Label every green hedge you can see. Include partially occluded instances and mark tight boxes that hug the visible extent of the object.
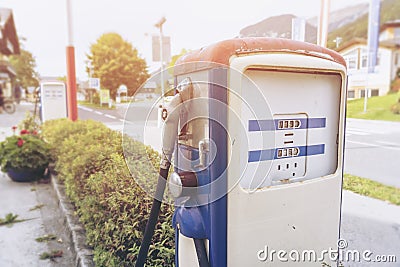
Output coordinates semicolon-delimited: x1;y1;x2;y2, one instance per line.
42;119;175;266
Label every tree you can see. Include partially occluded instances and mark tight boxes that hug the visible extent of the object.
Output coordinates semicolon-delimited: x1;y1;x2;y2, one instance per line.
87;33;149;99
167;48;189;75
9;45;40;89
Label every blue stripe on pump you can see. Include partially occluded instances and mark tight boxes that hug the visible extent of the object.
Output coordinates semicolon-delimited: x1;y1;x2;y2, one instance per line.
209;68;228;267
248;118;326;132
248;144;325;163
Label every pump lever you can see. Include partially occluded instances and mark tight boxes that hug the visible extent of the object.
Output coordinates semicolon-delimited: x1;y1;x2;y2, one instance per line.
195;139;210;168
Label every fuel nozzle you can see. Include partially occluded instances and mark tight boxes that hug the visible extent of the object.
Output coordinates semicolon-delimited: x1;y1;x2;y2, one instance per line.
160;77;193;168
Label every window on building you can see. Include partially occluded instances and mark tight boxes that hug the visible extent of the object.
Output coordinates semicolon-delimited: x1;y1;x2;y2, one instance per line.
347;90;355;99
360;48;381;70
346;56;357;70
360;89;379;98
361;55;368;68
371;89;379;97
395;28;400;39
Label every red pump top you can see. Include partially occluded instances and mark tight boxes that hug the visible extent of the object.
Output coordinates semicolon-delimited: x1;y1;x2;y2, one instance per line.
174;37;346;76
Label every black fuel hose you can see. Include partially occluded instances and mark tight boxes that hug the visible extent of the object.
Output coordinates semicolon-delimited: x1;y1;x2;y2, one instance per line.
194;238;210;267
136;79;193;266
135;165;170;267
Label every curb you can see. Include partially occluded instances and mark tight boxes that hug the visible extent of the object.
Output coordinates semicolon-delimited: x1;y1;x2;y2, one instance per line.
346;117;400;126
51;176;95;267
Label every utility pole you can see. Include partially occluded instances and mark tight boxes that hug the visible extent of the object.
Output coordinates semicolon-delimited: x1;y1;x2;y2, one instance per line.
66;0;78;121
155;17;166;106
364;0;381;113
318;0;330;47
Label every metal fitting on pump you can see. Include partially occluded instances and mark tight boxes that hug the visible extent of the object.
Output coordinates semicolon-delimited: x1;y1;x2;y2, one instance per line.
160;77;194;169
169;171;198;198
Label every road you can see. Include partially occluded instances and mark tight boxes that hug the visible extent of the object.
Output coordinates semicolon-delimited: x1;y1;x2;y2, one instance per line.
78;101;162;149
345;118;400;188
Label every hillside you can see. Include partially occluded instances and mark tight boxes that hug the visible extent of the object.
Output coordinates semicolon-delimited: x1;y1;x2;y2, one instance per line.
238;0;400;50
307;3;368;32
328;0;400;49
238;3;369;44
239;14;318;43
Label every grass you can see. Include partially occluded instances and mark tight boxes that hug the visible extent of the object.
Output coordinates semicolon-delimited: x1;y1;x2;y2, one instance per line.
29;204;45;211
343;174;400;206
78;100;116;110
0;213;26;226
36;234;57;243
346;92;400;121
39;250;63;260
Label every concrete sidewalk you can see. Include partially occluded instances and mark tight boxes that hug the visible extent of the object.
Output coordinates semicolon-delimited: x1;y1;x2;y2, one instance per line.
0;103;75;266
0;172;75;266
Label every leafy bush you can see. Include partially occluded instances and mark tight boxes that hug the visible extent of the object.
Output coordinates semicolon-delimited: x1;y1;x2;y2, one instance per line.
390;77;400;94
93;92;100;105
18;112;42;134
42;119;106;162
42;119;175;266
391;98;400;114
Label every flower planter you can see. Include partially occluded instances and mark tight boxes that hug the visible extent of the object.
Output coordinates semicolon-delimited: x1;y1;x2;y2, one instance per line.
1;125;51;183
6;167;46;183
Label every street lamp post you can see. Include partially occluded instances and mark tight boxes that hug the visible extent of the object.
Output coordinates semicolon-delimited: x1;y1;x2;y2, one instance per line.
317;0;330;47
155;17;166;106
86;60;94;103
66;0;78;121
364;0;381;113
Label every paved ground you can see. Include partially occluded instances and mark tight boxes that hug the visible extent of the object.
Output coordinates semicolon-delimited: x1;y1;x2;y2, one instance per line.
345;118;400;188
340;191;400;266
0;102;74;266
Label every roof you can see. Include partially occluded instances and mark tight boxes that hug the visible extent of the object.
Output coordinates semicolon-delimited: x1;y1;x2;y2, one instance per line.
380;20;400;34
174;37;346;76
380;38;400;49
336;20;400;53
336;38;367;53
337;37;400;54
0;8;20;55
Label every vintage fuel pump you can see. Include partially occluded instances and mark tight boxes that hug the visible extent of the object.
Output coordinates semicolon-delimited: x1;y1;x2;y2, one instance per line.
136;37;347;267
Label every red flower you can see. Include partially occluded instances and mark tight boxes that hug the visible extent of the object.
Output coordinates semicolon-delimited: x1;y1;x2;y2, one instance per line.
20;129;29;135
17;138;24;147
32;130;38;135
11;126;17;134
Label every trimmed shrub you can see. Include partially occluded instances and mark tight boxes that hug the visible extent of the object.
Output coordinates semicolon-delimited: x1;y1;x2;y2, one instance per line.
42;119;175;266
391;98;400;114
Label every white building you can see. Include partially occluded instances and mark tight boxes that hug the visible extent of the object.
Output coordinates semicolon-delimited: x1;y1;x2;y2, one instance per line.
338;20;400;99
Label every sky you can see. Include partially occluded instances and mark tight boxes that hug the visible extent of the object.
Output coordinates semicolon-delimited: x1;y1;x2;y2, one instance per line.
2;0;369;80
